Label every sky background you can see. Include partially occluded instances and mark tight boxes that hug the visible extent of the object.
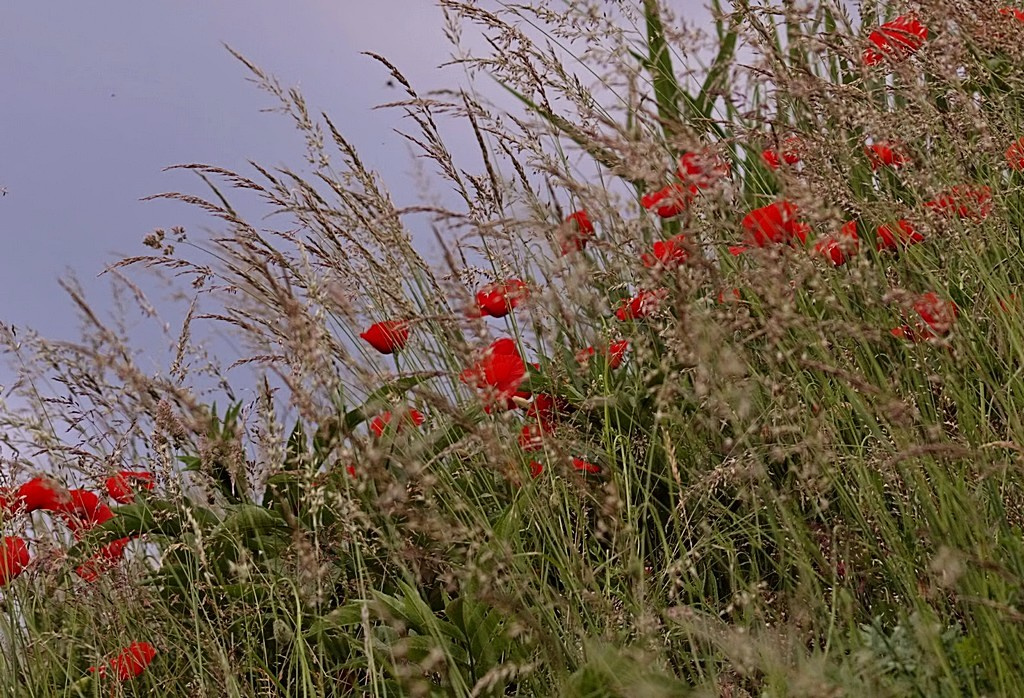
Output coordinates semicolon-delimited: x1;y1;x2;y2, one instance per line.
1;1;712;392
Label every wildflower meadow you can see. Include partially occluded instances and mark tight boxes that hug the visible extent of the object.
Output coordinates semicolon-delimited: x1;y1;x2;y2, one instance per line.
4;1;1024;695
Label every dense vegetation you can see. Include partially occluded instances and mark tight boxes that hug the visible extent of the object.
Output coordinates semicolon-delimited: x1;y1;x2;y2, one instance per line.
4;1;1024;695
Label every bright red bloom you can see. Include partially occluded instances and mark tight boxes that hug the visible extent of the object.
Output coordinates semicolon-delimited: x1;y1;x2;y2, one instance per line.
761;137;802;170
561;210;596;254
474;280;529;318
865;142;909;169
460;338;528;410
615;289;664;321
893;292;958;341
741;201;810;248
717;288;743;304
0;536;29;587
75;537;130;582
576;340;629;369
518;422;548;451
529;461;544;478
1000;7;1024;22
105;471;155;504
58;490;114;533
1006;137;1024;171
642;234;689;269
369;409;425;438
862;14;928;66
572;458;601;474
677;150;730;189
641;183;693;218
13;477;69;513
814;220;860;267
90;641;157;681
876;220;924;251
925;185;992;221
360;321;410;354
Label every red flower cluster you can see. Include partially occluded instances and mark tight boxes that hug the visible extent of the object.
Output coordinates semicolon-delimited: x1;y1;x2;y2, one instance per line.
576;340;630;369
865;142;910;170
360;320;410;354
876;220;924;252
642;150;729;218
862;14;928;66
925;185;992;221
733;200;810;252
474;280;529;318
90;641;157;682
761;136;802;170
814;220;860;267
561;210;596;254
369;409;425;438
891;292;958;341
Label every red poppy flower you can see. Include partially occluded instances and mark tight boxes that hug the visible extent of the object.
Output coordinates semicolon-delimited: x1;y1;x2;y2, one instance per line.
717;288;743;304
641;183;693;218
561;210;596;254
576;340;630;369
1000;7;1024;22
58;490;114;533
893;292;957;341
529;461;544;478
677;150;730;189
761;137;802;170
642;234;689;269
1006;137;1024;171
360;320;410;354
75;537;130;582
814;220;860;267
13;477;69;513
615;289;664;321
572;458;600;474
460;338;528;410
474;280;529;318
518;422;548;452
862;14;928;66
865;142;910;169
925;185;992;221
90;641;157;681
741;201;810;248
876;220;924;252
105;471;155;504
369;409;425;438
0;536;29;587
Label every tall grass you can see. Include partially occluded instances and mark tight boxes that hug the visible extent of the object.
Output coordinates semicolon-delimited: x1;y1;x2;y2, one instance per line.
3;1;1024;695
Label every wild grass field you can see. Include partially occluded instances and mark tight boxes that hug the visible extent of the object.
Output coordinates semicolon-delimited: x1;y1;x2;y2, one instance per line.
3;1;1024;695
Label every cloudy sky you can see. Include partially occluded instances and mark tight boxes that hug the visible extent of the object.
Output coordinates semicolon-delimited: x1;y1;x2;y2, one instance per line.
1;1;718;396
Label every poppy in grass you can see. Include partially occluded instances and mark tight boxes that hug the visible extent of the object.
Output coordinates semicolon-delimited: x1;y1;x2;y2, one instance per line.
529;461;545;479
518;422;548;452
58;490;114;534
677;150;730;189
615;289;665;321
642;234;689;269
524;393;564;427
862;14;928;66
1007;137;1024;171
576;340;629;369
641;183;693;218
1000;7;1024;22
360;320;410;355
876;220;924;252
741;201;810;249
474;280;529;318
90;641;157;681
105;471;155;504
560;210;596;254
865;142;910;169
369;409;425;438
761;136;802;170
460;338;528;411
925;185;992;221
814;220;860;267
75;537;130;582
572;458;601;474
12;477;69;513
717;288;743;304
892;291;958;341
0;536;29;586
